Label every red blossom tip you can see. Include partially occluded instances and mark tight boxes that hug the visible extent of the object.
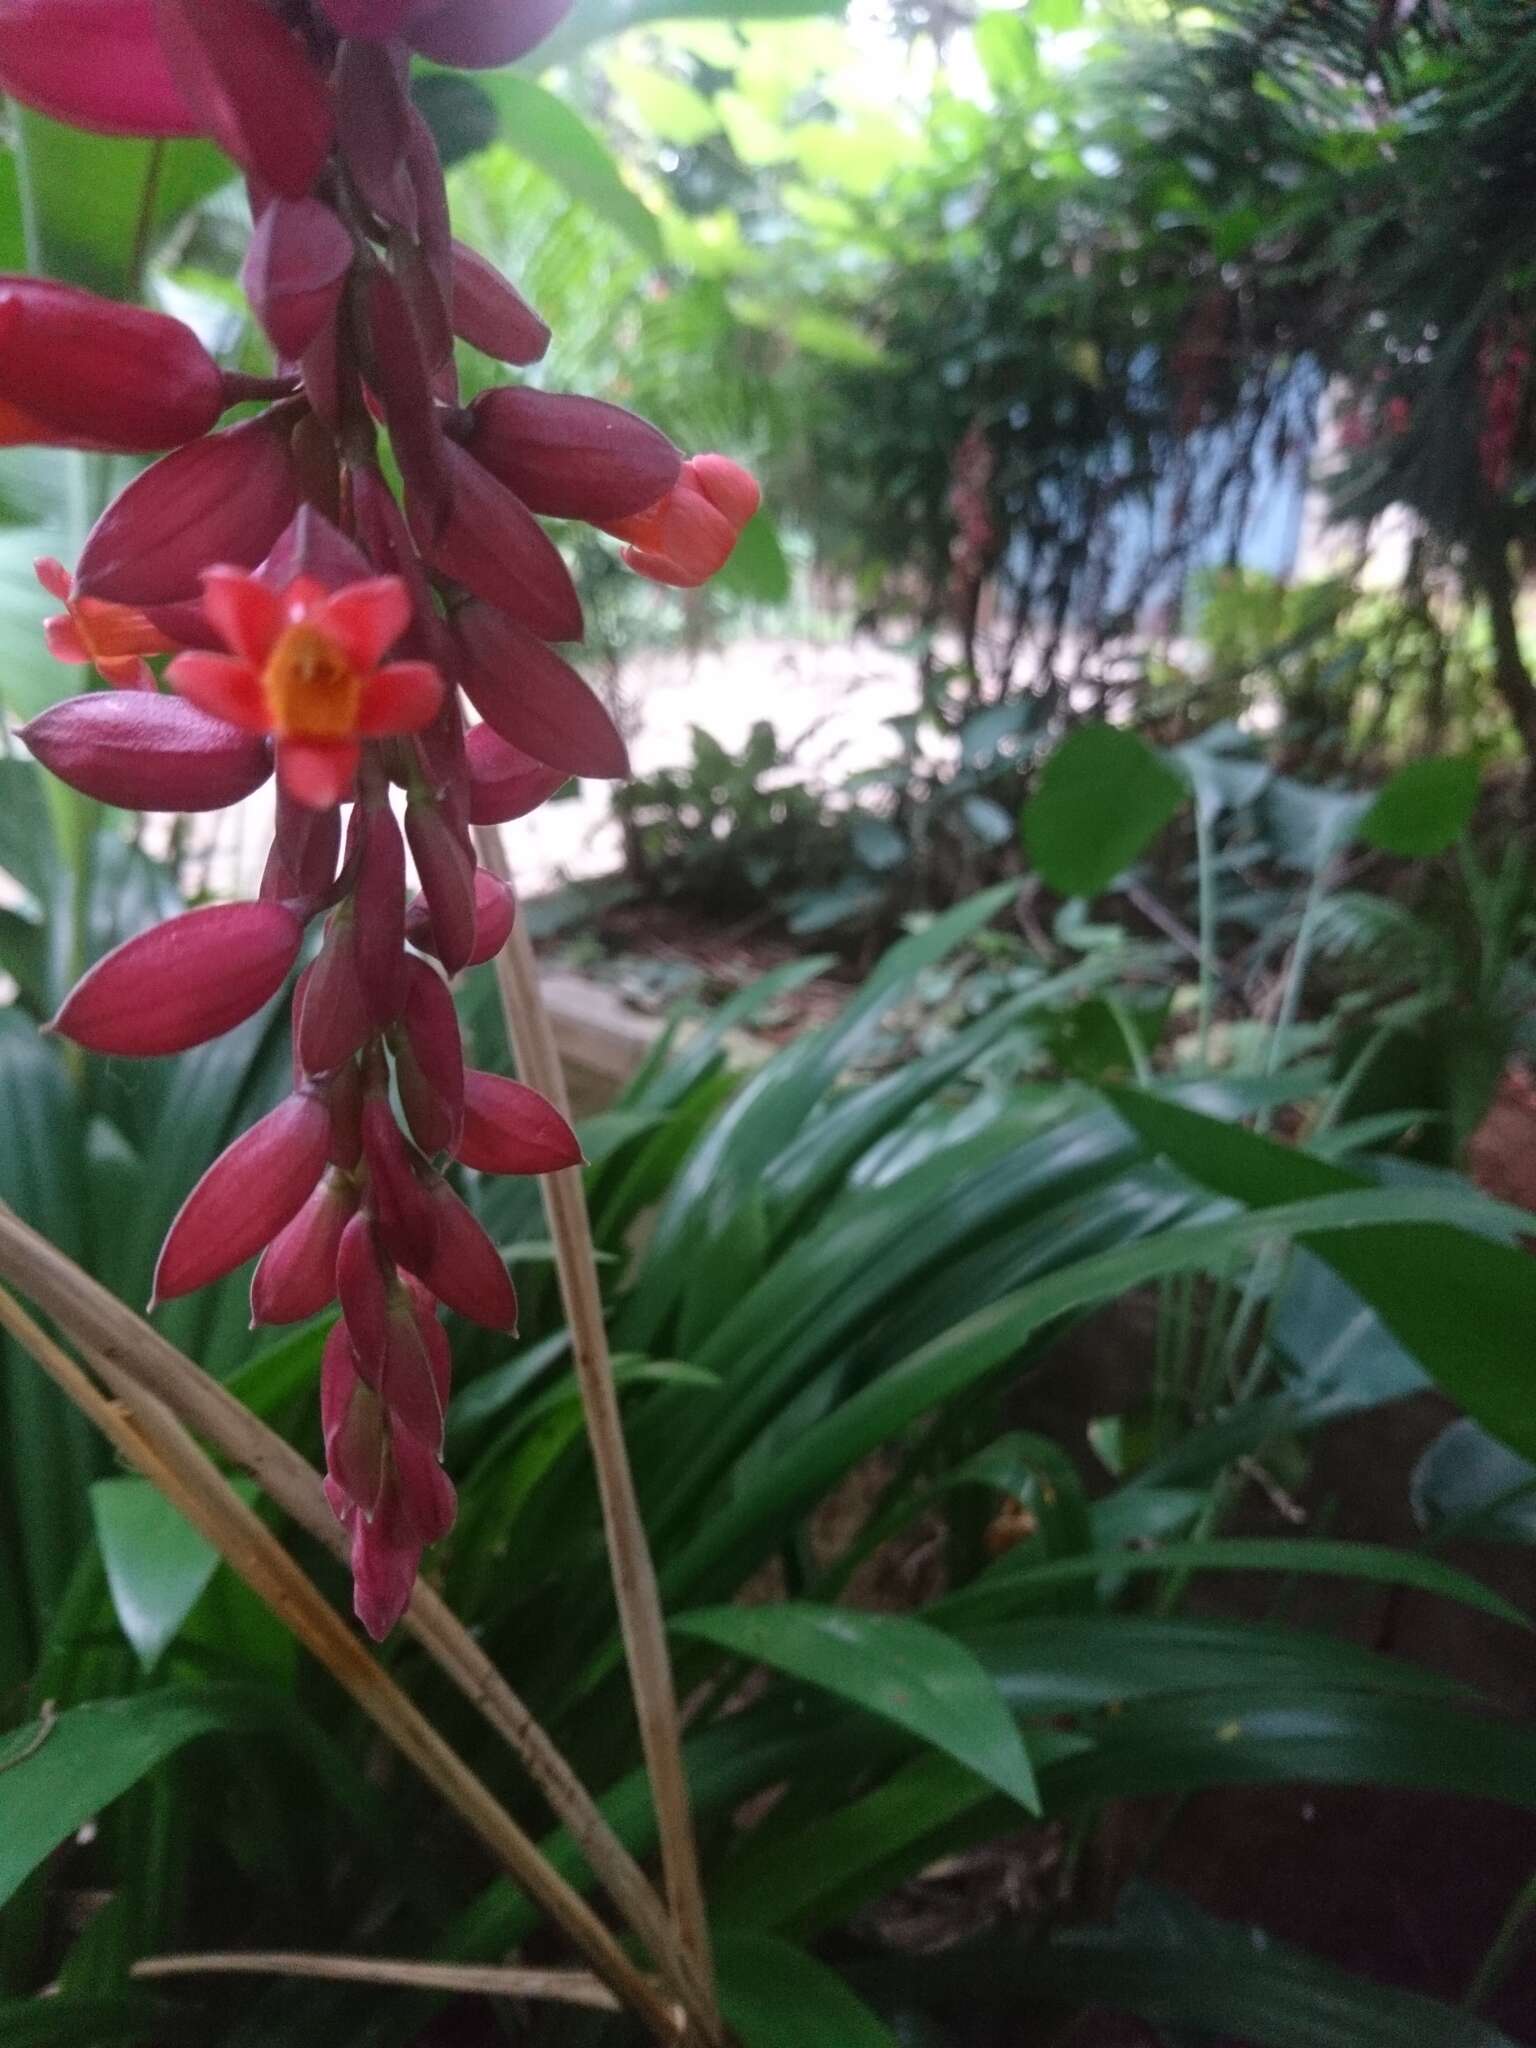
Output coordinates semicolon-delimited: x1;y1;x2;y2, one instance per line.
413;440;583;644
154;0;335;200
22;693;273;812
464;388;680;523
455;1070;581;1176
0;276;223;454
455;603;628;779
464;724;567;824
242;197;355;362
154;1088;331;1303
52;900;302;1056
0;0;198;137
76;413;303;608
448;241;550;367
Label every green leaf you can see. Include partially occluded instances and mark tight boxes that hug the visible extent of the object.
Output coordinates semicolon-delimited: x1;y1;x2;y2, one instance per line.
1022;725;1187;896
478;75;664;263
674;1601;1039;1809
13;114;231;294
0;1691;253;1910
0;1999;163;2047
1105;1086;1536;1463
975;12;1037;94
535;0;848;70
716;1931;899;2047
1360;756;1480;857
936;1536;1528;1632
89;1477;225;1674
985;1884;1524;2048
712;509;791;603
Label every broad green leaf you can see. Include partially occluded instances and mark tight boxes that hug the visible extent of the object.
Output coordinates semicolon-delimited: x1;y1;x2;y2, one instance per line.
1022;725;1186;896
663;1181;1525;1601
1360;756;1480;856
935;1536;1527;1631
1411;1418;1536;1543
675;1600;1039;1808
716;1931;899;2047
608;60;721;144
0;1690;253;1910
1105;1086;1536;1462
479;76;664;263
535;0;847;70
89;1477;224;1674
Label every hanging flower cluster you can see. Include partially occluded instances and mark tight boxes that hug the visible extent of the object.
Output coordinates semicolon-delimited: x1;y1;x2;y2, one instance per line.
2;0;759;1637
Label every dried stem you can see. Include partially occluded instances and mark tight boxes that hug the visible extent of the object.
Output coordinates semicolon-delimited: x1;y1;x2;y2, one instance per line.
0;1281;682;2044
130;1953;621;2010
474;826;719;2029
0;1200;707;2033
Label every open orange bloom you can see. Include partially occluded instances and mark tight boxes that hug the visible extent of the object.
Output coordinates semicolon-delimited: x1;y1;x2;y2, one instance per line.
37;554;176;691
169;566;442;809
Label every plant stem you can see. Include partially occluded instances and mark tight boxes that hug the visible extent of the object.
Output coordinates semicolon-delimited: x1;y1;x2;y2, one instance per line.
1193;799;1217;1068
130;1954;621;2010
475;824;720;2035
0;1282;683;2044
0;1199;703;2032
127;139;165;301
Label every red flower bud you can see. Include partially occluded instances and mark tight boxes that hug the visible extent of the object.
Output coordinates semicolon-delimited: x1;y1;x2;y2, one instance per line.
449;240;549;367
455;602;627;778
405;0;575;67
76;412;302;607
317;0;415;34
336;39;417;234
353;800;407;1027
464;388;679;523
405;862;515;968
337;1209;391;1378
153;1087;331;1303
456;1070;581;1176
0;0;198;136
297;904;374;1077
265;788;342;907
154;0;335;201
361;1092;437;1274
250;1166;357;1325
366;264;451;538
412;439;582;644
0;277;223;453
53;900;302;1056
242;197;354;361
21;692;272;812
419;1171;517;1330
465;723;567;824
393;956;464;1155
404;794;477;976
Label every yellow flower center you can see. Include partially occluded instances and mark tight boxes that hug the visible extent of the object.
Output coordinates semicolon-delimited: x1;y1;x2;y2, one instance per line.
263;623;362;739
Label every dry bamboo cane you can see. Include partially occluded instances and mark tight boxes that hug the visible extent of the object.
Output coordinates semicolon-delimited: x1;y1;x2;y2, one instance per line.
0;1200;712;2034
0;1283;684;2043
474;825;718;2029
130;1954;620;2009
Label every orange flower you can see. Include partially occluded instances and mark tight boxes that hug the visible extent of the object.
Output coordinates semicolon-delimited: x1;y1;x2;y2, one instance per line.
601;452;760;588
169;566;442;808
37;554;176;691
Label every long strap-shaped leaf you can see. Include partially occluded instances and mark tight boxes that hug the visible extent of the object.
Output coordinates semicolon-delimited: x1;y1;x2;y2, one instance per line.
0;1202;706;2037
